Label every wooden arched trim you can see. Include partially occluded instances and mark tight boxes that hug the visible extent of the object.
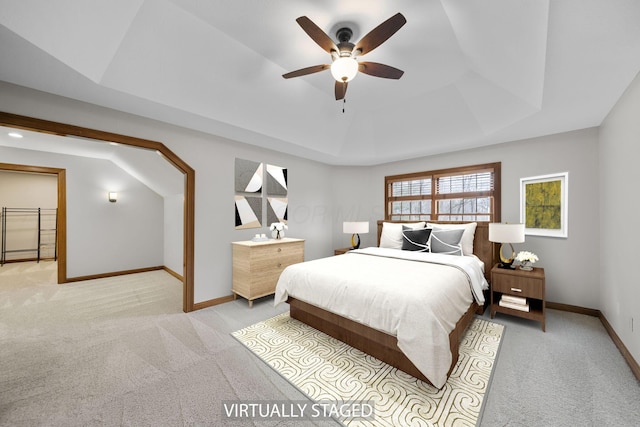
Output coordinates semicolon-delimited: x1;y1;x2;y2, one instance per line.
0;111;195;312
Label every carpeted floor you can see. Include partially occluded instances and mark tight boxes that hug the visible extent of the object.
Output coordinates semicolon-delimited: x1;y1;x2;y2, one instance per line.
232;313;504;426
1;261;639;426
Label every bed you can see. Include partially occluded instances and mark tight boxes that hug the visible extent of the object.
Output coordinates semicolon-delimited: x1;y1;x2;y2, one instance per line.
274;220;495;388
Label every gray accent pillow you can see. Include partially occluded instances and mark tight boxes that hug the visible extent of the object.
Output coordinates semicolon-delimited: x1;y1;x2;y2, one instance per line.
430;229;464;256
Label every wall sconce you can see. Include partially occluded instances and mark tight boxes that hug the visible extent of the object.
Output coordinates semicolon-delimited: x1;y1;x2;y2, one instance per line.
108;192;118;203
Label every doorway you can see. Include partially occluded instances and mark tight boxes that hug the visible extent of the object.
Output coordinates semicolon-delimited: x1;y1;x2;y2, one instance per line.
0;112;195;312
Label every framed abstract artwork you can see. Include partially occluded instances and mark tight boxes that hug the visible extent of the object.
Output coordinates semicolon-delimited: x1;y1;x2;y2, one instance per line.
235;195;262;229
234;159;288;230
235;159;263;194
520;172;568;238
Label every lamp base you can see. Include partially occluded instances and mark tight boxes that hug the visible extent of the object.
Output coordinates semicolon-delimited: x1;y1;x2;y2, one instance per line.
350;233;361;249
498;243;516;269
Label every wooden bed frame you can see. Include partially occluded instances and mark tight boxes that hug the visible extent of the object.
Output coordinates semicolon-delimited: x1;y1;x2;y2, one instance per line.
287;220;496;386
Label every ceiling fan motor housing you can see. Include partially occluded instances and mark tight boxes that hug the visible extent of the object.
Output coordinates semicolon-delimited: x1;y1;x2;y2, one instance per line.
335;27;355;57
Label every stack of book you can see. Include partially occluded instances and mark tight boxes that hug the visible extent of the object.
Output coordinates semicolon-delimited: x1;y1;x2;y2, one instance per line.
499;294;529;312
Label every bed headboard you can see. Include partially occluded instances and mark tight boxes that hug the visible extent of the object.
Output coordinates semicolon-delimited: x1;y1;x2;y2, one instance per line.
376;220;497;282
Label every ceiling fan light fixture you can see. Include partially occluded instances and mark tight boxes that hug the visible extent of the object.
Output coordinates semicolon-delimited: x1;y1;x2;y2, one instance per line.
330;57;358;82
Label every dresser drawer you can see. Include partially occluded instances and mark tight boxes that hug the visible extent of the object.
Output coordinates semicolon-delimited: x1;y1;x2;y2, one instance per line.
493;274;543;299
250;242;304;270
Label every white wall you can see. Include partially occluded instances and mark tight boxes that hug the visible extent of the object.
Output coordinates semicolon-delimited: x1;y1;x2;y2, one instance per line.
0;82;335;303
0;170;58;260
0;145;164;276
599;70;640;364
164;193;184;275
330;128;601;310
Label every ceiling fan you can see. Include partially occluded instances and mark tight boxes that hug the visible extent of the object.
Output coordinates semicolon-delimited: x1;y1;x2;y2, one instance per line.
282;13;407;100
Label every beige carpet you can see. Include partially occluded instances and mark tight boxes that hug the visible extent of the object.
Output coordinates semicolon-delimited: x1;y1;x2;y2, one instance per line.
233;312;504;427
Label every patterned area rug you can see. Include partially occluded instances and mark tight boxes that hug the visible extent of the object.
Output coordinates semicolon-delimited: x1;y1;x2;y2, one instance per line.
232;312;504;426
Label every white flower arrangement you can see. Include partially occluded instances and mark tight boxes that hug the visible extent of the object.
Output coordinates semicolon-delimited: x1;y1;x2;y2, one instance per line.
270;222;288;239
270;222;288;232
515;251;539;264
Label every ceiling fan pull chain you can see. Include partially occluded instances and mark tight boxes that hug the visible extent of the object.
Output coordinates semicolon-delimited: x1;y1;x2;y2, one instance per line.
343;98;346;113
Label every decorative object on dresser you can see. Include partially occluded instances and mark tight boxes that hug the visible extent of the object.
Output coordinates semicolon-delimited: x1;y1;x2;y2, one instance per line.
490;264;546;331
269;222;288;239
342;221;369;249
488;222;525;269
231;238;304;307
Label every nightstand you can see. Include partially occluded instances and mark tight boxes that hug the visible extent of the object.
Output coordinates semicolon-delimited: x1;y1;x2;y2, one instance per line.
334;247;353;255
490;264;546;331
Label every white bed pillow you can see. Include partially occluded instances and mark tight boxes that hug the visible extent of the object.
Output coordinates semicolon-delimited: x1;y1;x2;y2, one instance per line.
380;222;426;249
427;222;477;256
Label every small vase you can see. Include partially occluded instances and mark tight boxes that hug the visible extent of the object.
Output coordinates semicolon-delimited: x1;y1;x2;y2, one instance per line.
272;229;284;239
519;261;533;271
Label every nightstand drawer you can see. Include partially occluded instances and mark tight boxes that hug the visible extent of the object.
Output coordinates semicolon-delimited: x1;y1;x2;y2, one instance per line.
492;274;543;299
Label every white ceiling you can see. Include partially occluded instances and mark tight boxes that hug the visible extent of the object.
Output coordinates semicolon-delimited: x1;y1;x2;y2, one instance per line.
1;0;640;166
0;127;184;197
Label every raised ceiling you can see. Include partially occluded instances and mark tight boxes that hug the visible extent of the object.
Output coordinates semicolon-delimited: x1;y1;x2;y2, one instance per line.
1;0;639;165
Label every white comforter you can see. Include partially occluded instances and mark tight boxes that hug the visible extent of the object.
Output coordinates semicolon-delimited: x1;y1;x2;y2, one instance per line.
274;247;488;388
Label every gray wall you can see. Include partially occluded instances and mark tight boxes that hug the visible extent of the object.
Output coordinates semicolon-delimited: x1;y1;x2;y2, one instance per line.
0;82;336;303
599;70;640;364
0;145;164;276
331;128;601;310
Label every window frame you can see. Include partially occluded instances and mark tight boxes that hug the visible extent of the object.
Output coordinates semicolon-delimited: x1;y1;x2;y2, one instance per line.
384;162;501;223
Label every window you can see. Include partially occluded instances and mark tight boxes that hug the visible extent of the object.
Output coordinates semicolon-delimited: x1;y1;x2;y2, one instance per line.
385;162;501;222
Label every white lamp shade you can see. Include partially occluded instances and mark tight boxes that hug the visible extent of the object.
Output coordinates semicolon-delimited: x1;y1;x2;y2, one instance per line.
108;192;118;202
489;223;525;243
343;221;369;234
330;57;359;82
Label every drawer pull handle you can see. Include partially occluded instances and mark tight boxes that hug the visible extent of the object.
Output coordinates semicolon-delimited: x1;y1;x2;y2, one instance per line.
277;263;282;267
510;287;522;293
277;248;282;252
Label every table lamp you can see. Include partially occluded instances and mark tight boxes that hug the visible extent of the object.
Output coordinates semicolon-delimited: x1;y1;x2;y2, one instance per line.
343;221;369;249
489;223;525;269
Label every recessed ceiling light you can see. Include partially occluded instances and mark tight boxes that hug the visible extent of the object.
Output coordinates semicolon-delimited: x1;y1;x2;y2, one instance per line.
8;132;23;138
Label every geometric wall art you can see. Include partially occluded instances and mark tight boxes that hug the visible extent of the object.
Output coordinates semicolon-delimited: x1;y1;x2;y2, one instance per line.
266;164;287;196
267;197;288;225
235;159;288;230
520;172;568;238
235;158;263;193
235;195;262;229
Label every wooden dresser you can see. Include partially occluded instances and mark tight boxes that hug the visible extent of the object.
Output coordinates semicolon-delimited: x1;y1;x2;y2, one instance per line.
232;238;304;307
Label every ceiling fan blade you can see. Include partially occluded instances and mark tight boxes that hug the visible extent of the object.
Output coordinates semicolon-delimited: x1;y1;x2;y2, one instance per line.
282;64;330;79
358;62;404;79
296;16;338;55
354;13;406;57
335;81;348;100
